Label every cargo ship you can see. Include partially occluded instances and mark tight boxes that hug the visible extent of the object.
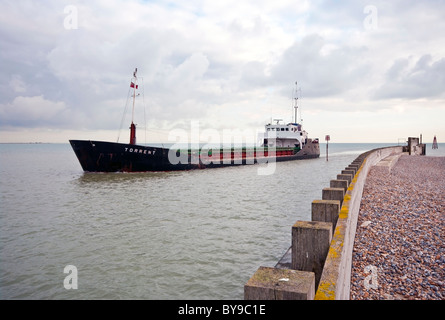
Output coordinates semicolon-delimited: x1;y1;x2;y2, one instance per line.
69;69;320;172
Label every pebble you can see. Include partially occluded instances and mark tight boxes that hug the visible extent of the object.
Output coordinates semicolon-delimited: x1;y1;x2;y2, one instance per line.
360;221;372;228
350;155;445;300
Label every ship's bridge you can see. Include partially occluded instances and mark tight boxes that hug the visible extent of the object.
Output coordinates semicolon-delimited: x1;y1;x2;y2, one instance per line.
261;120;308;148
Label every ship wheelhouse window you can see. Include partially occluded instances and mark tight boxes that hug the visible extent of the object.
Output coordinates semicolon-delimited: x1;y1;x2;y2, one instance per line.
286;128;289;131
281;128;285;131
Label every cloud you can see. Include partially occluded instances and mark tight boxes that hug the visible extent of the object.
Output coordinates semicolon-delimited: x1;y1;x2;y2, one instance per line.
8;75;27;93
0;95;74;128
374;55;445;99
0;0;444;143
269;34;371;98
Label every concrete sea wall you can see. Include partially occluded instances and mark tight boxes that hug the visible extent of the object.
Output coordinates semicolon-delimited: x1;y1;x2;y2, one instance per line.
244;146;404;300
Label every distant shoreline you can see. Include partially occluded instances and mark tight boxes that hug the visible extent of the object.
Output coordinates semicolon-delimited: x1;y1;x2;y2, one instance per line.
0;142;51;144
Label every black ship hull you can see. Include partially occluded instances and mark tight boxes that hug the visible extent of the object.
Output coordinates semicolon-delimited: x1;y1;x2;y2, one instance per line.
69;139;320;172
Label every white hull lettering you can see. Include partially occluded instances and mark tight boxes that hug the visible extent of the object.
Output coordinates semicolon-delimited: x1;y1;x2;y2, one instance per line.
124;147;156;155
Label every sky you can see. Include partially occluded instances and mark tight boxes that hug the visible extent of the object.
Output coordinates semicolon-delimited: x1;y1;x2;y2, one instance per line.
1;0;444;144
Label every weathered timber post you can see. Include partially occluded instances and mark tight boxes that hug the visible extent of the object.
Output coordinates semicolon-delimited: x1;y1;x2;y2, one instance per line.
311;200;341;233
348;163;360;170
341;169;355;177
322;187;345;206
337;173;353;184
292;221;332;289
244;267;315;300
330;179;348;193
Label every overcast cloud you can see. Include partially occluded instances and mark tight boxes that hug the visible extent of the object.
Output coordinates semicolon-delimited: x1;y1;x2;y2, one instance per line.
0;0;444;143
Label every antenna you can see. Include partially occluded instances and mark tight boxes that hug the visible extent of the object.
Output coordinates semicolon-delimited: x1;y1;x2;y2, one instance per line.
129;67;138;145
131;68;138;123
293;81;298;124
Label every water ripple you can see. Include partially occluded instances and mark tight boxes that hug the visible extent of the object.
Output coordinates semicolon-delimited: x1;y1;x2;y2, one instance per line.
0;143;368;299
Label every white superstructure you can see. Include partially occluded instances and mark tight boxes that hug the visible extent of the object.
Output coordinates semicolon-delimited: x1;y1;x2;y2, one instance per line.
260;82;318;150
262;119;309;149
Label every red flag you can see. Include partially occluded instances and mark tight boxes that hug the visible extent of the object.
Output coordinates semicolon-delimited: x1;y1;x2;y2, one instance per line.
130;82;138;89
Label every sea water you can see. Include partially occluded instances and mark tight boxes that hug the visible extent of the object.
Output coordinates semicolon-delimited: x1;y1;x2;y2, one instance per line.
1;143;443;299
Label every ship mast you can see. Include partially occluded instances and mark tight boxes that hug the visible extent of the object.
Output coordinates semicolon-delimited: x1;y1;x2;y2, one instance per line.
129;68;137;145
293;81;298;124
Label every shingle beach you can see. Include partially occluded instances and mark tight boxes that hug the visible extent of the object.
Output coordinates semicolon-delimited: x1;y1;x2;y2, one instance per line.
350;155;445;300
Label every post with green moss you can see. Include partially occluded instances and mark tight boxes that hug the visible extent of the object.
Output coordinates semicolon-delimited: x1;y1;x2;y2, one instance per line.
322;187;345;206
291;221;332;289
244;267;315;300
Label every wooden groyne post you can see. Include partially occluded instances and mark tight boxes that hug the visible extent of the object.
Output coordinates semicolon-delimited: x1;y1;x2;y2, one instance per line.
244;145;406;300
